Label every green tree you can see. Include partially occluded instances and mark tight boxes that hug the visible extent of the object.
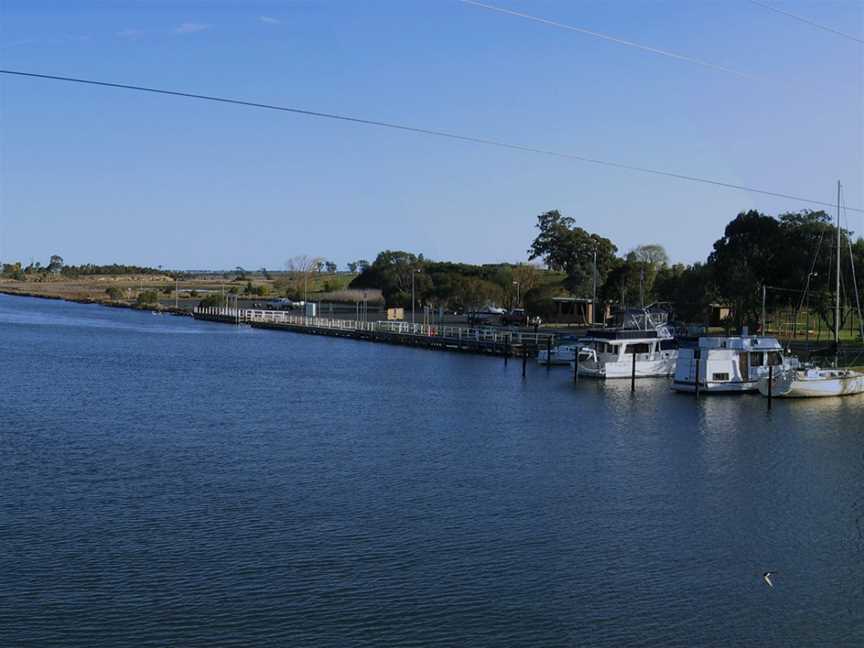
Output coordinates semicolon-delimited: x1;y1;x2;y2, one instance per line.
199;293;227;307
654;262;717;322
527;210;617;296
349;250;427;306
47;254;64;273
708;210;782;327
105;286;124;300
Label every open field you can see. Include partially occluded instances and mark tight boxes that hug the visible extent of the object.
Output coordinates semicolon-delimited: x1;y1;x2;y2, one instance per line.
0;273;379;311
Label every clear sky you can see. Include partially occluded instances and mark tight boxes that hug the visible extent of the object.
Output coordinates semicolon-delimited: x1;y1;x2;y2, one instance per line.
1;0;862;270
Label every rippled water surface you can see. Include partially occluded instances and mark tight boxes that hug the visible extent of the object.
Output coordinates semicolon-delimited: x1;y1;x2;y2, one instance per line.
2;294;863;646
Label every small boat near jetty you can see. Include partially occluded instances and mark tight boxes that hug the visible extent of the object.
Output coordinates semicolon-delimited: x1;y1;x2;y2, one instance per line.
536;337;581;365
758;367;864;398
672;329;799;393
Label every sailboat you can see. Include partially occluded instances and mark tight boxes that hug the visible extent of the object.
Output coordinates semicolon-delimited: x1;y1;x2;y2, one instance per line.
758;182;864;398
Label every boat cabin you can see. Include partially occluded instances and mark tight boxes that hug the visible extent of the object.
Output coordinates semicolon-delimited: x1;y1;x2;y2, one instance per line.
673;335;793;393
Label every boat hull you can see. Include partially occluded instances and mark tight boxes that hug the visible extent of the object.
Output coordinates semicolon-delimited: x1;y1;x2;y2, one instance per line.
758;370;864;398
537;348;576;366
575;357;676;379
671;380;759;393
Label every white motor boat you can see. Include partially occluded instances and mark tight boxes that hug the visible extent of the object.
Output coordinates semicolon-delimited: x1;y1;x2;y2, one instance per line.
758;367;864;398
672;331;799;393
537;341;580;366
570;329;678;378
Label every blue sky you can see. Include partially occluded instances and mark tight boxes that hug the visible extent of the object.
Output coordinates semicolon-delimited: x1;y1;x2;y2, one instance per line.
1;0;862;270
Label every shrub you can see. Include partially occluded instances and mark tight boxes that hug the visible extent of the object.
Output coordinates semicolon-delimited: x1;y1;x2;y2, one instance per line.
136;290;159;306
199;294;227;308
105;286;124;300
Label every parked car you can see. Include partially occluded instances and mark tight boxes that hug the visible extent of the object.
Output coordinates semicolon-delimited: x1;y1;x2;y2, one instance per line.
500;308;527;326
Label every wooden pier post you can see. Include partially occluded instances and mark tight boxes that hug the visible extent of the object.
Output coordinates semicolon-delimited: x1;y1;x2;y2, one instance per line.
694;350;701;398
767;364;773;410
630;348;636;393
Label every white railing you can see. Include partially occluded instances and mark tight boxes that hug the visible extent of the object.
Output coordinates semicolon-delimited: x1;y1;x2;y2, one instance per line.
193;306;556;346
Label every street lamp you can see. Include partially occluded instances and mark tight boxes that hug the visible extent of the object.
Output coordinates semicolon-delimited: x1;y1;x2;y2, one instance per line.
592;248;598;326
412;268;422;324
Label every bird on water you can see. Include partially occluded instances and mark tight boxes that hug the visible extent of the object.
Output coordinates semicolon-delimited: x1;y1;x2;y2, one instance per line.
763;571;779;588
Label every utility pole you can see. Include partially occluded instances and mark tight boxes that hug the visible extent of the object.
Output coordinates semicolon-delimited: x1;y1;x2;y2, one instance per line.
592;249;597;326
639;267;645;309
412;268;421;325
761;284;767;335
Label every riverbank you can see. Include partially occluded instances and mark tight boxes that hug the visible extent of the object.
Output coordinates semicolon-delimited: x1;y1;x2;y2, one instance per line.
0;286;193;316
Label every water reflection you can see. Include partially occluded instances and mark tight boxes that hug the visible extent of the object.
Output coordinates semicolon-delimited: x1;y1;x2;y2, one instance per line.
1;295;862;647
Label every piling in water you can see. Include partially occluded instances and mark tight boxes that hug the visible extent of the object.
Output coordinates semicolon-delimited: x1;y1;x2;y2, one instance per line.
573;346;579;382
767;364;773;409
694;350;701;398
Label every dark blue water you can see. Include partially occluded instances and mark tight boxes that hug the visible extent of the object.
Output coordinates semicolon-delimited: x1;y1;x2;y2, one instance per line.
1;294;862;646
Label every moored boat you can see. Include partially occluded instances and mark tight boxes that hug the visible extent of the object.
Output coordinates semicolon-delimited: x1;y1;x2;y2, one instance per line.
756;182;864;400
537;338;581;365
758;367;864;398
571;328;678;378
672;331;799;393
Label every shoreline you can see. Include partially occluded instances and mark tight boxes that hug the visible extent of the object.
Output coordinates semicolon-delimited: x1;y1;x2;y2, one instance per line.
0;288;193;317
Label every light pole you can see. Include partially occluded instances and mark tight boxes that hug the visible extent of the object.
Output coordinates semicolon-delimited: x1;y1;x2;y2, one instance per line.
592;248;597;326
412;268;421;324
512;281;520;309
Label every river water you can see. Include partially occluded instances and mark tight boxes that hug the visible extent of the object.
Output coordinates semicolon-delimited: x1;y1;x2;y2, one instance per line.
1;294;862;646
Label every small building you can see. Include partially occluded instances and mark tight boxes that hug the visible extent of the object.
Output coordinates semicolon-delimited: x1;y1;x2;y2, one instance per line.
550;297;611;326
708;303;733;326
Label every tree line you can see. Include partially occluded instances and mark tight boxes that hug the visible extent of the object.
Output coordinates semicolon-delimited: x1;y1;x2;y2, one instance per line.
348;208;864;328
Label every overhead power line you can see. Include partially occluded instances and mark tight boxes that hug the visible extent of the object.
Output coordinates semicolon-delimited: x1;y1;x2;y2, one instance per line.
458;0;761;80
1;68;861;214
748;0;864;44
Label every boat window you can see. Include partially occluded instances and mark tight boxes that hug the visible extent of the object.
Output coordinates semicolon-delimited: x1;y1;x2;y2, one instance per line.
627;343;651;355
712;372;730;381
659;339;678;350
750;352;765;367
767;351;782;366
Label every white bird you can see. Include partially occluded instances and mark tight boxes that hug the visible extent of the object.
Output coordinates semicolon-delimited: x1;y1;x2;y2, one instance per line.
763;571;779;588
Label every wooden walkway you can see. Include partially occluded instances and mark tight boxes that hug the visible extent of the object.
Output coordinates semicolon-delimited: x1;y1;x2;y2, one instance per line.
193;307;556;357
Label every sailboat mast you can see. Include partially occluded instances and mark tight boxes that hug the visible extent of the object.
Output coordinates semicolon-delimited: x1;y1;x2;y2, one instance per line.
835;181;841;348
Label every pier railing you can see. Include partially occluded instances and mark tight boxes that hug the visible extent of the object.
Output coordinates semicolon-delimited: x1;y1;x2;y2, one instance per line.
193;306;556;349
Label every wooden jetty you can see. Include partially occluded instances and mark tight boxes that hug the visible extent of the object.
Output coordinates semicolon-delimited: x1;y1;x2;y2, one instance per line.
193;306;556;357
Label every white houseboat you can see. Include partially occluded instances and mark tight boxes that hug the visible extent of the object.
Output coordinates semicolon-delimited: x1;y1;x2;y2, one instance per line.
570;329;679;378
672;330;798;393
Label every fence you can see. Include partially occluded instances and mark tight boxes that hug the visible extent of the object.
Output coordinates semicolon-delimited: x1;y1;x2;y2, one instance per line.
193;306;557;349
